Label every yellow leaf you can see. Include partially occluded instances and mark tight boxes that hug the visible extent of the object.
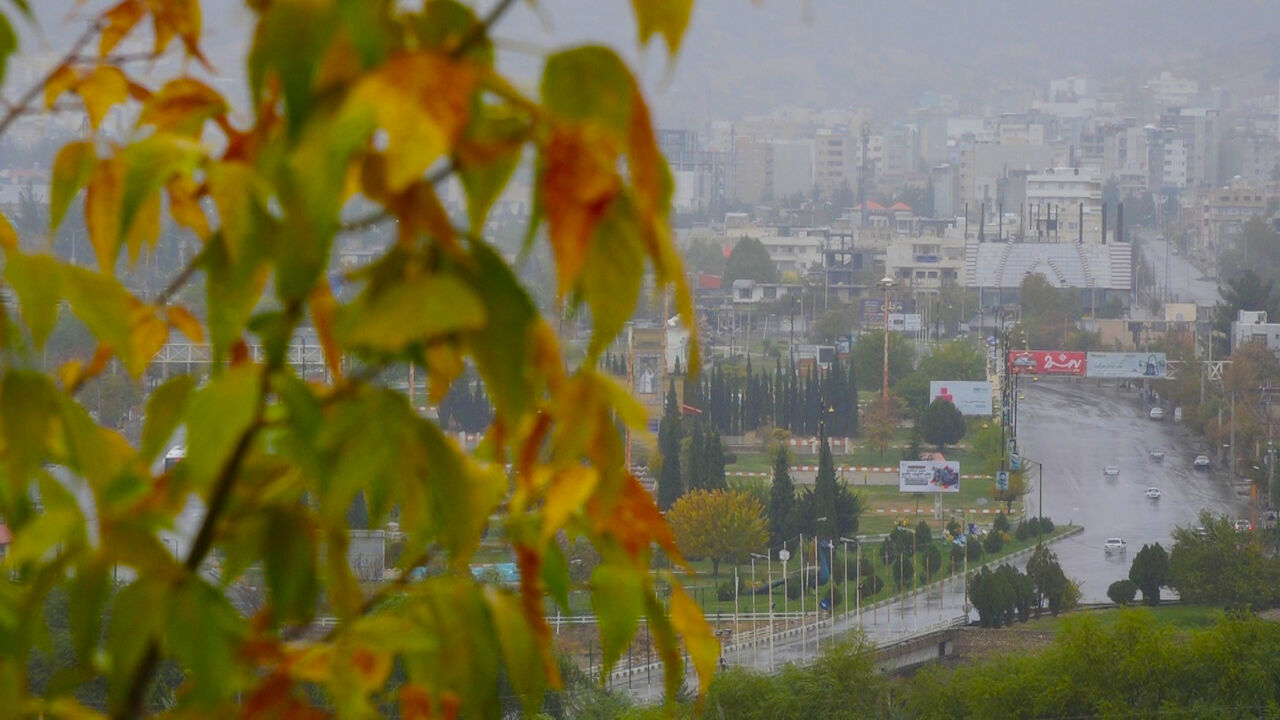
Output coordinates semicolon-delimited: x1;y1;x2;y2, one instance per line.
423;343;463;405
44;65;78;109
139;76;227;134
165;175;208;237
630;0;694;55
122;188;161;260
285;644;333;683
58;343;114;393
129;304;169;376
166;305;203;343
76;65;128;129
99;0;145;57
206;161;262;261
540;124;622;295
51;141;97;230
668;579;719;701
308;281;342;381
85;156;124;274
147;0;203;58
0;212;15;251
539;466;598;546
345;52;476;192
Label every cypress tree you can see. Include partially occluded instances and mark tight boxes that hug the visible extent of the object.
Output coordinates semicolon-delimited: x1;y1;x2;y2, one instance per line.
813;429;839;541
687;416;707;490
847;351;860;436
706;428;727;491
657;380;683;510
768;446;795;547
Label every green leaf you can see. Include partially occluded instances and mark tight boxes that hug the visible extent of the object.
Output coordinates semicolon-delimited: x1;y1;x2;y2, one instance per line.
4;252;62;348
0;370;59;482
541;539;571;612
166;579;244;704
201;236;268;364
460;241;538;422
580;195;644;360
60;263;167;377
142;375;195;463
456;104;526;231
629;0;694;55
483;588;545;717
50;141;97;231
106;578;168;712
414;0;492;65
541;47;634;133
590;563;643;674
247;0;339;138
0;11;14;84
67;559;110;663
336;274;486;353
183;365;260;492
264;507;318;623
5;473;87;566
117;135;204;257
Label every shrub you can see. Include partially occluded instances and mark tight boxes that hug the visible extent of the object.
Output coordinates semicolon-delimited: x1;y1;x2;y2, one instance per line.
717;581;735;602
993;513;1011;534
984;531;1004;554
786;578;802;600
1014;521;1031;541
966;538;984;561
1107;579;1138;605
859;575;885;599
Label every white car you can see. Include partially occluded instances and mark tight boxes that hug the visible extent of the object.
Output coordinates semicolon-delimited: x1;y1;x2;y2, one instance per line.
1194;455;1211;470
1144;487;1162;499
1104;538;1127;554
1103;465;1121;477
1149;407;1165;421
1149;448;1165;461
1234;519;1253;533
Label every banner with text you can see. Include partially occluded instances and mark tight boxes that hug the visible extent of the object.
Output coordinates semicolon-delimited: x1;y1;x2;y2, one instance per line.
930;381;994;416
1007;350;1086;376
899;461;961;493
1086;352;1166;379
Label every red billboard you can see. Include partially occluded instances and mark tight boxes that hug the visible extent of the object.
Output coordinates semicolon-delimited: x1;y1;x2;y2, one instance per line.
1007;350;1086;375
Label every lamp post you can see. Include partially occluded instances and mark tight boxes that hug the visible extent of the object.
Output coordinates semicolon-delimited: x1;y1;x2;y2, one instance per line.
841;536;861;627
780;543;792;650
751;552;771;670
877;276;895;403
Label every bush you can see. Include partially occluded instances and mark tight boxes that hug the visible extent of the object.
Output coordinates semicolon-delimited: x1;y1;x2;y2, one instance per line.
1107;579;1138;605
1014;521;1031;541
950;543;965;571
891;556;915;589
786;578;802;600
717;581;735;602
966;538;984;562
993;513;1010;534
920;544;943;580
859;575;885;599
984;531;1004;554
945;518;962;537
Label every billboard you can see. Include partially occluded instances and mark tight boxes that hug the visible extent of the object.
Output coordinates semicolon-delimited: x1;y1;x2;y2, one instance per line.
888;313;922;332
1086;352;1166;379
899;461;961;493
930;381;994;416
1007;350;1086;376
859;297;911;328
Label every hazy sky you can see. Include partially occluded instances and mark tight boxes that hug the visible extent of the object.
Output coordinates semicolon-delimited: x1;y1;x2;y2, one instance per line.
11;1;1280;126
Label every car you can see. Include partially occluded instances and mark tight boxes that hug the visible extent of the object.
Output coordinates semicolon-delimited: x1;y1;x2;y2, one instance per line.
1194;455;1211;469
1234;519;1253;532
1193;526;1209;538
1149;448;1165;461
1149;407;1165;421
1103;465;1120;477
1144;487;1162;499
1104;538;1127;554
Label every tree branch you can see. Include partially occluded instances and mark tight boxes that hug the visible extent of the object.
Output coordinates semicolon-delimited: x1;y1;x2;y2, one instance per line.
0;20;102;140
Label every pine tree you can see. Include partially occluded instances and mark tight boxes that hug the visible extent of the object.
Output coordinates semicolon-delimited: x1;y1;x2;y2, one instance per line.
774;359;785;429
687;416;707;491
813;429;839;541
657;380;684;510
768;446;795;547
847;351;860;436
706;428;727;491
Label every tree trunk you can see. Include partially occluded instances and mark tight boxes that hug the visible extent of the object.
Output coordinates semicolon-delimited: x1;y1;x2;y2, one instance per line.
712;558;720;577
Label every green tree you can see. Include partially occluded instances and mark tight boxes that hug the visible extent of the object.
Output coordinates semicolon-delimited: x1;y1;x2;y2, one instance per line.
1128;542;1170;606
919;397;966;452
915;338;986;382
0;2;723;714
667;489;769;577
686;416;707;491
813;308;853;344
767;446;794;547
812;432;839;540
863;396;900;458
723;236;779;286
658;381;685;509
705;427;727;491
1020;273;1080;347
914;520;933;550
1214;269;1278;355
1168;511;1280;609
850;330;913;394
1107;579;1137;606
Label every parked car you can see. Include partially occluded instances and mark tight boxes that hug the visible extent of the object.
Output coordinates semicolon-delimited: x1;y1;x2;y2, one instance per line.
1104;538;1128;554
1103;465;1121;477
1234;519;1253;532
1149;407;1165;421
1150;448;1165;461
1144;487;1162;499
1194;455;1211;470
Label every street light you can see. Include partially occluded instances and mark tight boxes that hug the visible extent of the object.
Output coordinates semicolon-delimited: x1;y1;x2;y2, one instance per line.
1021;457;1045;544
778;543;791;649
877;276;895;403
751;552;773;671
840;536;862;626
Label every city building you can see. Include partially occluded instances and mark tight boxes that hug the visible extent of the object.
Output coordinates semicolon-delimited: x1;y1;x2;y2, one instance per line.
1231;310;1280;356
965;240;1133;313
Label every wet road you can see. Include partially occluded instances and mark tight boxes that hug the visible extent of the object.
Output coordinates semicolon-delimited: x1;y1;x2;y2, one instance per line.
1139;234;1219;309
1016;379;1247;600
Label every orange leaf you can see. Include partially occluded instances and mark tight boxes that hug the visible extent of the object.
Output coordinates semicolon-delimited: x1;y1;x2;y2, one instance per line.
58;343;114;393
166;305;203;343
349;646;392;690
100;0;145;57
389;181;462;259
85;156;125;274
590;474;680;562
539;465;598;546
76;65;129;129
139;76;227;134
668;580;720;701
540;124;622;295
0;212;16;251
147;0;203;59
308;281;342;381
165;175;208;238
400;684;435;720
44;65;79;109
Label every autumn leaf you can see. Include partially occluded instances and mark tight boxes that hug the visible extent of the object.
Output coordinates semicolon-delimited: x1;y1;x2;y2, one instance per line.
668;578;720;701
139;77;228;134
0;211;15;251
76;65;129;129
539;124;622;295
99;0;145;57
50;141;97;231
630;0;694;55
166;305;203;343
147;0;203;59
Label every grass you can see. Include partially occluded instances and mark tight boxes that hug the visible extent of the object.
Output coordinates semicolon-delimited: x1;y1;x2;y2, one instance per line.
730;446;979;473
674;524;1075;617
1016;604;1226;633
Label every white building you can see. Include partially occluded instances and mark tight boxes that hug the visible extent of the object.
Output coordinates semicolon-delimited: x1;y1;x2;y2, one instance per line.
1147;72;1199;107
884;236;965;291
758;234;823;275
1232;310;1280;355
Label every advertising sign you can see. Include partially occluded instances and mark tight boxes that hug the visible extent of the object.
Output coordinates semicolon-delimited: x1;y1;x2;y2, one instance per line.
1086;352;1166;379
1007;350;1086;376
899;461;961;493
859;298;908;328
930;381;993;416
888;313;922;332
996;471;1010;492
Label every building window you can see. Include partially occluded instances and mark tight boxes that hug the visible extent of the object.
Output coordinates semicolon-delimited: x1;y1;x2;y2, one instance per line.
763;287;777;300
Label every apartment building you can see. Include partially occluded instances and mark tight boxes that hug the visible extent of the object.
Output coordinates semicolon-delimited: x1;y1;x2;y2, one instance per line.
1187;179;1278;255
